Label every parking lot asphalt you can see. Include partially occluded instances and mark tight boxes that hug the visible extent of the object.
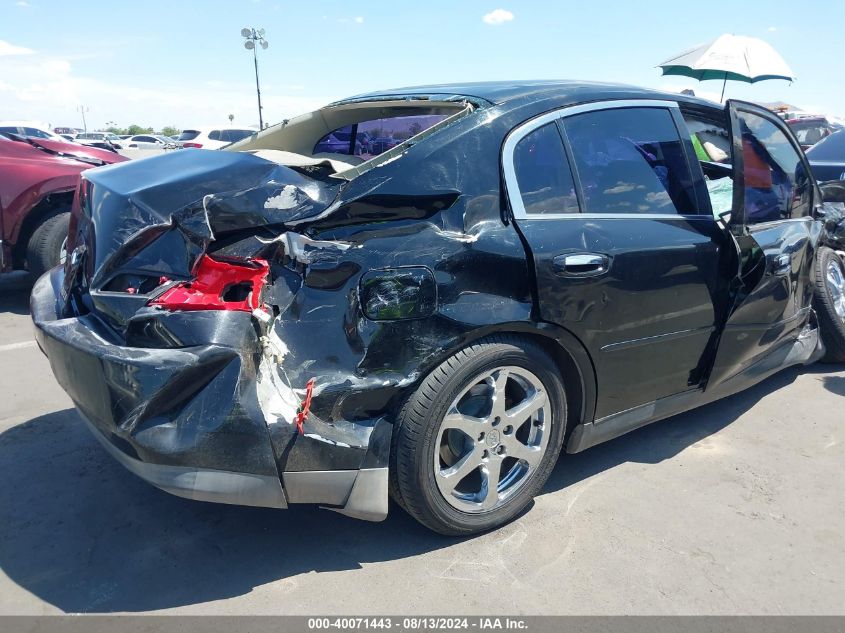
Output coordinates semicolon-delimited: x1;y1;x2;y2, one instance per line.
1;282;843;615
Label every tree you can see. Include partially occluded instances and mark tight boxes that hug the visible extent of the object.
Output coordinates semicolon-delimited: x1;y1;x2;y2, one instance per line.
161;126;180;137
126;124;154;135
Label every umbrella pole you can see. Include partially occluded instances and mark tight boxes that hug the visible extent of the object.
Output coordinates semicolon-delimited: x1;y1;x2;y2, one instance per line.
720;75;727;103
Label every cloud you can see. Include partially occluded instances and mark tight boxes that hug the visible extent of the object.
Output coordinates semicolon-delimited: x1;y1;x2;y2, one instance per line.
482;9;514;25
767;26;777;32
0;40;34;56
354;16;364;24
337;16;365;24
16;1;31;6
0;51;336;129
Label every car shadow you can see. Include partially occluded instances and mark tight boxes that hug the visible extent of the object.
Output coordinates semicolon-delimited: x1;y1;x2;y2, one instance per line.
0;286;31;316
0;365;808;613
542;365;803;494
807;363;845;397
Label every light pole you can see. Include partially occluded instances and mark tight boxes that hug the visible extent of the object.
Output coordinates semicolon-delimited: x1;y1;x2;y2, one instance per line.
241;27;268;129
77;105;90;133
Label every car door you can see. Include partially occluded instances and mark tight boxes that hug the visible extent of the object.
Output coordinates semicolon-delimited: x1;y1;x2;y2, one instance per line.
704;100;819;389
504;100;734;420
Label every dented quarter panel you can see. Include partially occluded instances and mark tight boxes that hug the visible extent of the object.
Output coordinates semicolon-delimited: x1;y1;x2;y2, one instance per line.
35;85;633;503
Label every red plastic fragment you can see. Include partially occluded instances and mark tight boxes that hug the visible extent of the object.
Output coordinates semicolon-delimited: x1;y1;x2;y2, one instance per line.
148;255;269;312
295;378;316;435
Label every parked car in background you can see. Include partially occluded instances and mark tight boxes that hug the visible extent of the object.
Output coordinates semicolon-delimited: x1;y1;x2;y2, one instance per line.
806;129;845;182
175;127;256;149
30;81;845;535
0;132;126;277
786;116;840;151
123;134;177;150
0;121;66;142
75;132;124;152
58;134;77;143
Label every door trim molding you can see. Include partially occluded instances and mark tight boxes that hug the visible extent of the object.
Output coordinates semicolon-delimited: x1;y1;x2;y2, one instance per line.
502;99;682;221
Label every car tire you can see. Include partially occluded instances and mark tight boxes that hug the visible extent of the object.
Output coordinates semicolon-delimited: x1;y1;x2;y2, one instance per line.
390;335;567;535
813;246;845;363
26;211;70;278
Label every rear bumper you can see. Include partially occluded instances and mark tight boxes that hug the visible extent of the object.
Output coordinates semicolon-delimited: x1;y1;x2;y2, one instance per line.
80;411;288;508
31;267;388;520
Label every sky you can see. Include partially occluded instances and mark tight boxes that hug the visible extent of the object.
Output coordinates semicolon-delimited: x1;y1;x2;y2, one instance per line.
1;0;842;131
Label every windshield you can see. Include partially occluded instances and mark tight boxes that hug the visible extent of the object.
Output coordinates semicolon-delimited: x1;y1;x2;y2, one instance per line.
807;130;845;161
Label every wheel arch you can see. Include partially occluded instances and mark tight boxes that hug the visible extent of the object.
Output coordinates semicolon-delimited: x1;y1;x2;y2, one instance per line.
395;321;598;440
12;190;74;268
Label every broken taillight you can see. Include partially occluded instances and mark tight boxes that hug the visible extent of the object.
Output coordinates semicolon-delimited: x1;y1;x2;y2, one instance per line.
149;254;269;312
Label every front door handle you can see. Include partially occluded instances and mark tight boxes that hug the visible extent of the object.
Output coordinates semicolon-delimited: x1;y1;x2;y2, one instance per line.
553;253;611;277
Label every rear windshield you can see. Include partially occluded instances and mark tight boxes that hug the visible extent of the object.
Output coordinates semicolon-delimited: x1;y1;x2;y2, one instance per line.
177;130;200;141
807;131;845;161
314;114;448;159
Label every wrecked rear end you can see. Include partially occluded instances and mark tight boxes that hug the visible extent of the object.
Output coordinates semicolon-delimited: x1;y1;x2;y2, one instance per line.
31;95;535;521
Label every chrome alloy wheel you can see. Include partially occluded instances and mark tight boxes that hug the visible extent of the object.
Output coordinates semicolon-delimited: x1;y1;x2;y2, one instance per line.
433;366;551;513
826;258;845;322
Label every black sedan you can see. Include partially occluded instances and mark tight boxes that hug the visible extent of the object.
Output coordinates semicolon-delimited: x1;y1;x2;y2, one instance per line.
807;129;845;182
31;81;845;535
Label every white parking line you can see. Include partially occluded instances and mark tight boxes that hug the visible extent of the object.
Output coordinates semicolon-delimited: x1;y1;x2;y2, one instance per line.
0;340;37;352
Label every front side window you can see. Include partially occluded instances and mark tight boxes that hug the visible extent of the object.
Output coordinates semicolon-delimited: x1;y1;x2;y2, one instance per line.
684;112;734;219
512;122;579;215
563;107;697;215
737;110;810;223
208;130;221;141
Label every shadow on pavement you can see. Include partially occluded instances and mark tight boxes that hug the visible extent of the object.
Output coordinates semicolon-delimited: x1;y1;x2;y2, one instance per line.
543;365;803;494
0;287;31;316
0;365;806;613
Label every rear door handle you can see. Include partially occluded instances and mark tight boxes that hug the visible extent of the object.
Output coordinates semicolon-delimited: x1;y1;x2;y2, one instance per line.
553;253;611;277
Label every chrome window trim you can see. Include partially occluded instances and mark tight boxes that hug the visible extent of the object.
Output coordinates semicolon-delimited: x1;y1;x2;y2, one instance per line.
502;99;683;221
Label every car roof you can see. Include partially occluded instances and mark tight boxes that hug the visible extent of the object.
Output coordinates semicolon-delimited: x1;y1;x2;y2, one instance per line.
332;80;718;110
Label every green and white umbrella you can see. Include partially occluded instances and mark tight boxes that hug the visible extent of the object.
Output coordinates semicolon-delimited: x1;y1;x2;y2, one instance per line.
658;34;795;101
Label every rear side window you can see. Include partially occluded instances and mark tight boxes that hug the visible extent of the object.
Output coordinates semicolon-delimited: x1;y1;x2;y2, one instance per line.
563;107;697;215
208;130;221;141
512;122;579;215
737;110;810;223
177;130;200;141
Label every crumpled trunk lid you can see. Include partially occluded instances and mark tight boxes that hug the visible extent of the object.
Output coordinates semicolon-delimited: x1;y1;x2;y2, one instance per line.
64;149;341;329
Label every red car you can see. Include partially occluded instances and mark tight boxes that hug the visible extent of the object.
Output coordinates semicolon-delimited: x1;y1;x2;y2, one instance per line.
0;132;127;277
